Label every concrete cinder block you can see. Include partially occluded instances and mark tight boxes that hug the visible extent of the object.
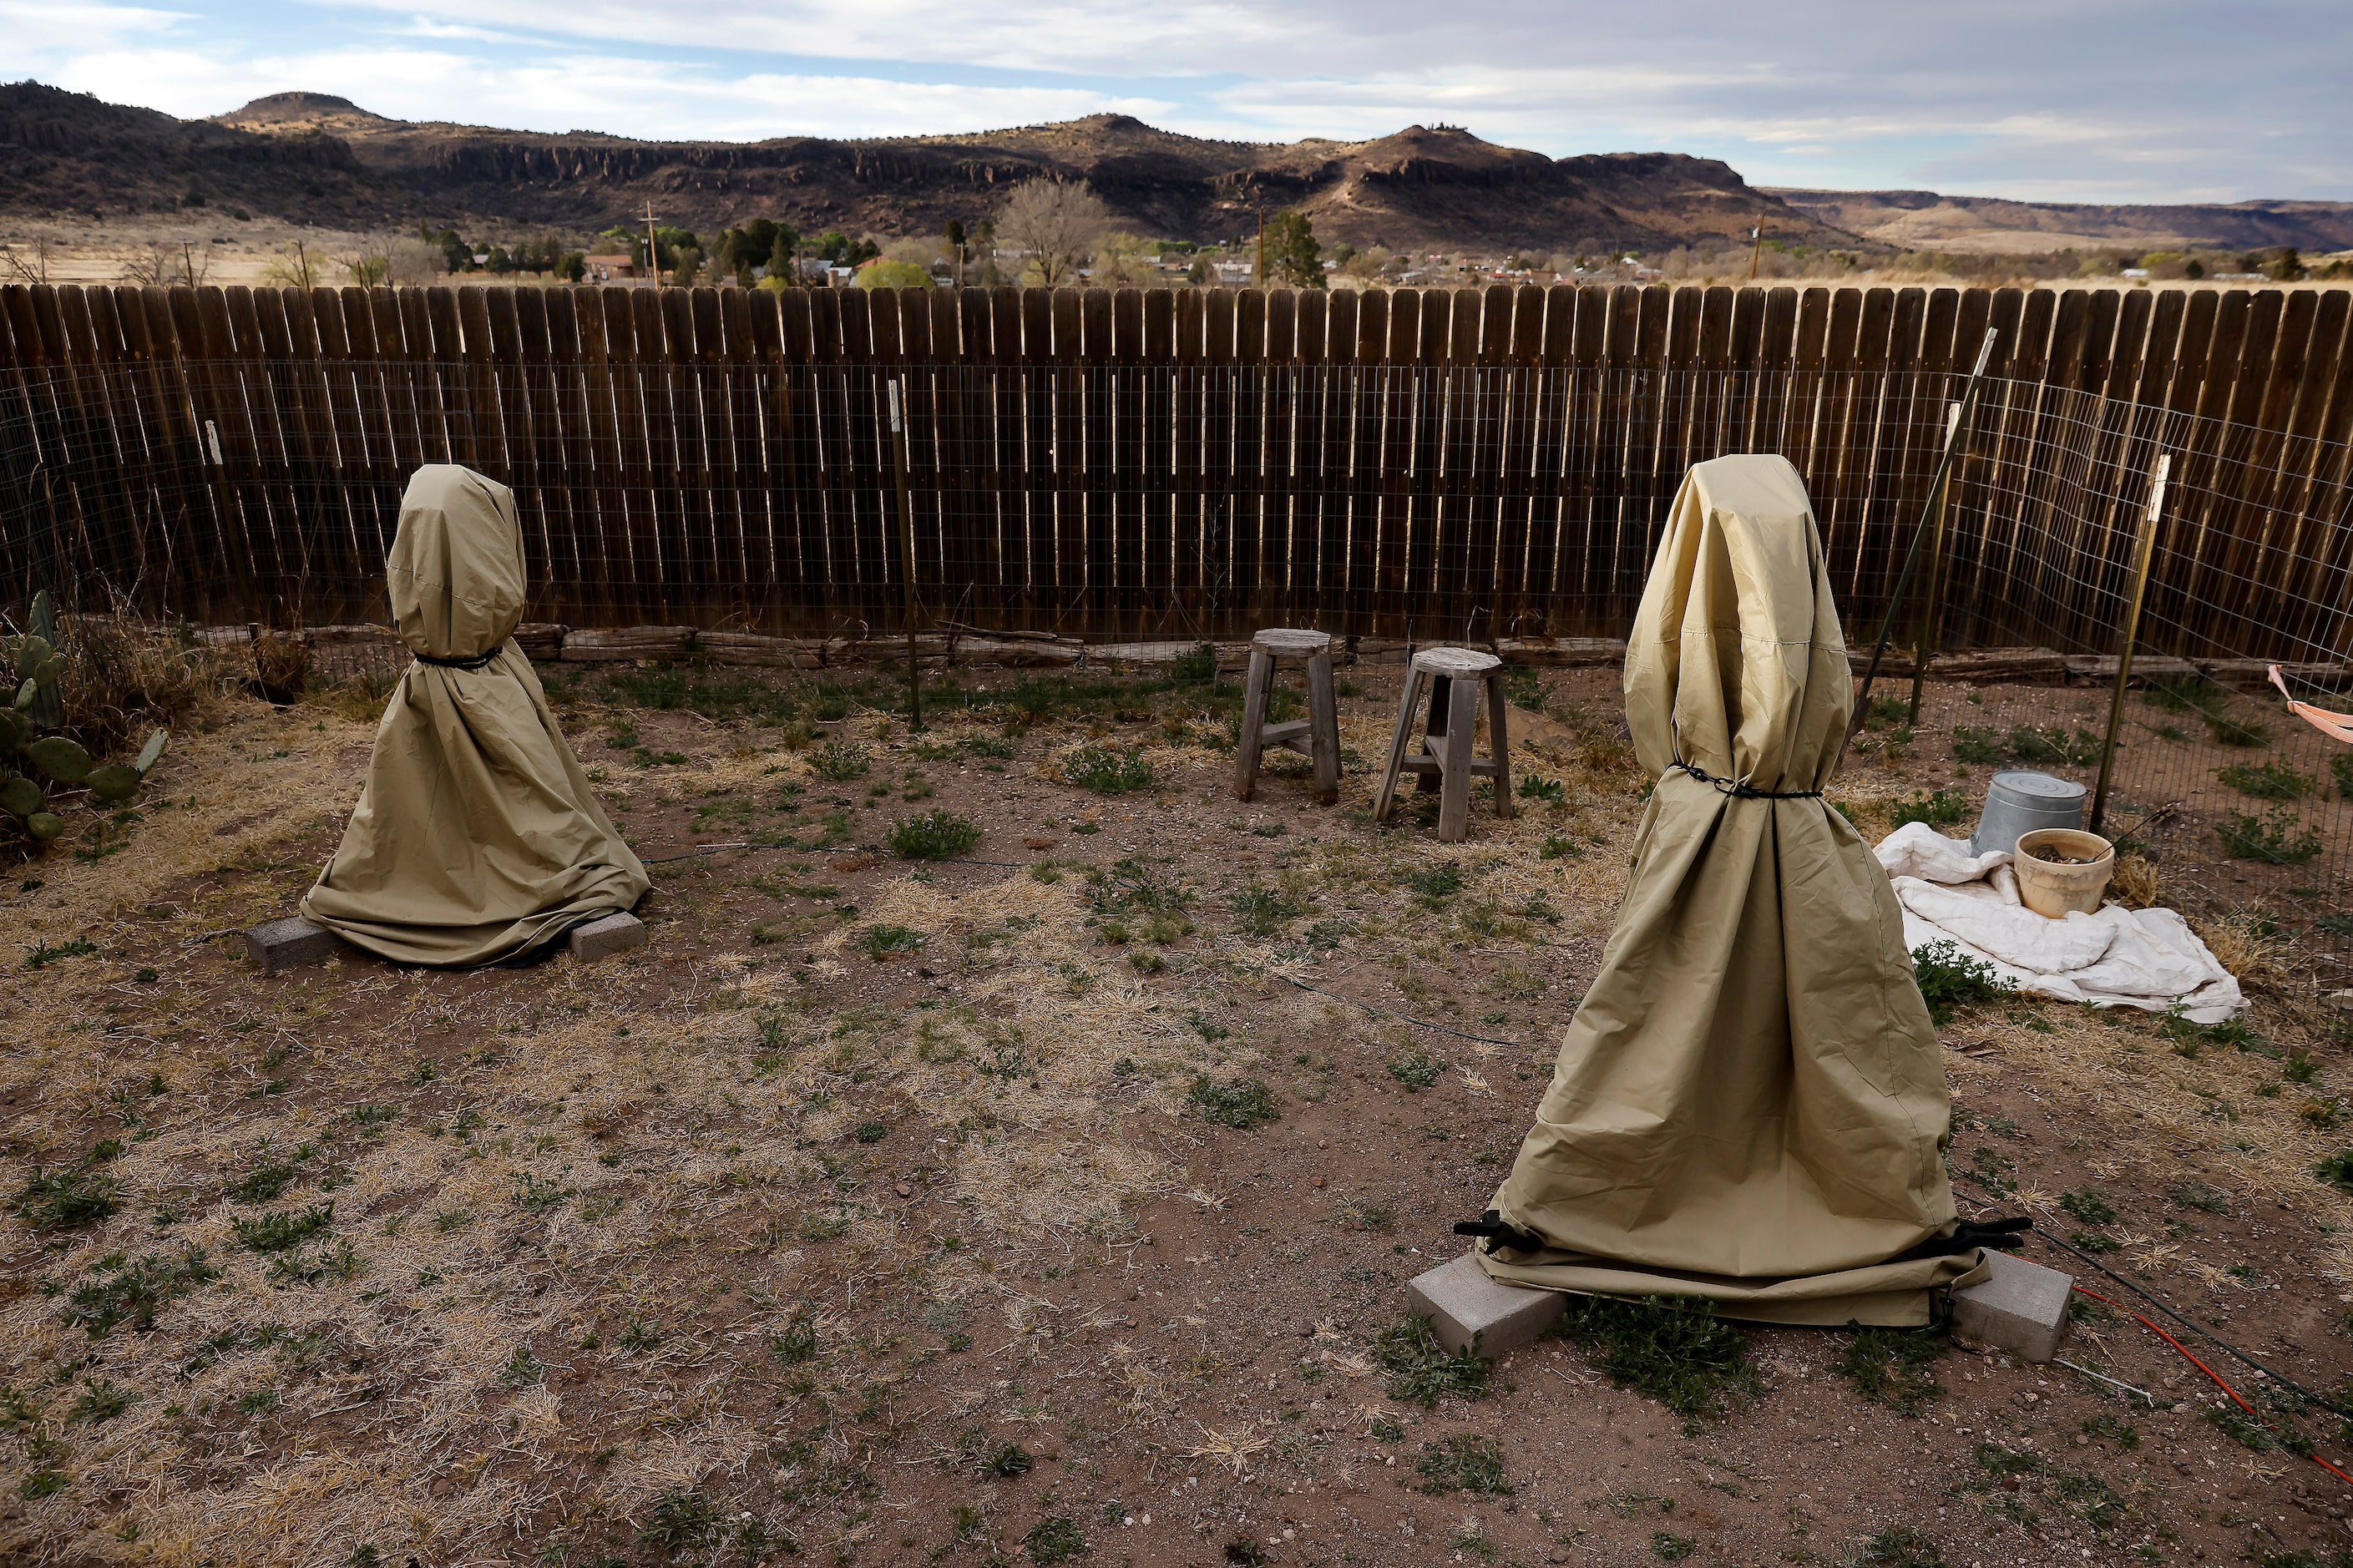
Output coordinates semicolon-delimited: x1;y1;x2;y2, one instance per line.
1951;1247;2073;1363
569;911;648;962
1405;1252;1564;1358
243;917;339;974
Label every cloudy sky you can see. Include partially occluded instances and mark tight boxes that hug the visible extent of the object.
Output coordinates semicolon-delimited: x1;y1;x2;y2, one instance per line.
8;0;2346;202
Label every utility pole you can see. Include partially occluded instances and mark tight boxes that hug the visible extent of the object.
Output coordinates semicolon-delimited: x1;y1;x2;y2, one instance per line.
182;241;196;287
1256;206;1265;288
644;199;660;286
1747;221;1764;281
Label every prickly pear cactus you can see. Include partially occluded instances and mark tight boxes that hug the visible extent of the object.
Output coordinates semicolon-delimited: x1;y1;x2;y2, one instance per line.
1;592;170;850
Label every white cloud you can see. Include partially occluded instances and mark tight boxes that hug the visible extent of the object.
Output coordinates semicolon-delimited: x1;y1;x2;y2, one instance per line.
0;0;191;51
12;0;2350;200
35;43;1174;137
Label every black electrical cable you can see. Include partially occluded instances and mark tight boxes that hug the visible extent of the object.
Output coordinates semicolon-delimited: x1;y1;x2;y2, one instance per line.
1953;1177;2353;1420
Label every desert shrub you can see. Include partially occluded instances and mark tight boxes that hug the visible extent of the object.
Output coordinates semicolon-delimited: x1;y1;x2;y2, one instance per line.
45;596;229;755
889;809;979;859
2217;806;2320;864
2218;761;2316;800
1910;940;2012;1024
1553;1293;1758;1433
1187;1075;1278;1130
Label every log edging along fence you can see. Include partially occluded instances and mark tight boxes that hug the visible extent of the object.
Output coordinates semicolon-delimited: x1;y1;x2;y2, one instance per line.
4;281;2353;655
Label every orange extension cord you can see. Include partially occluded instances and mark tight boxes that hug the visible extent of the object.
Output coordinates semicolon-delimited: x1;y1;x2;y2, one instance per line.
2071;1282;2353;1489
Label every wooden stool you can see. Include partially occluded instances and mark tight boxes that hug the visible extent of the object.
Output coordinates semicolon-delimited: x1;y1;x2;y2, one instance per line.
1374;647;1514;842
1232;629;1342;805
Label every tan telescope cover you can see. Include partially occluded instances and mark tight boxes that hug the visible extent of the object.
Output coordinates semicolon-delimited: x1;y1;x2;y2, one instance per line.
1480;455;1984;1326
301;465;648;966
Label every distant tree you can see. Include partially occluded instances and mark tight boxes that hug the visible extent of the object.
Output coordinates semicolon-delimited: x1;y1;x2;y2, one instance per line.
2270;248;2305;282
1263;210;1325;290
670;246;704;286
1092;230;1153;286
995;179;1113;287
1186;255;1214;286
2185;258;2205;279
556;252;585;283
857;258;934;290
944;218;966;250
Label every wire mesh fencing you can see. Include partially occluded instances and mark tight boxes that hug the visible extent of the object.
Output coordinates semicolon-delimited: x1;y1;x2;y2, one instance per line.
9;344;2353;981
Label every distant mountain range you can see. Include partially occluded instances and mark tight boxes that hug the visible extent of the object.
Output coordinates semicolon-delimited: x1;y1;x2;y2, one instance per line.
1767;188;2353;258
4;81;2350;260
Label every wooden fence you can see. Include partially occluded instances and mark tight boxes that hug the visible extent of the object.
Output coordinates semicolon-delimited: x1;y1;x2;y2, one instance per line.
4;281;2352;650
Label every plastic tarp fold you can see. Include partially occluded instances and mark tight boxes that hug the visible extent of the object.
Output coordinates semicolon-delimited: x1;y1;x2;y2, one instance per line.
301;465;649;966
1480;455;1985;1326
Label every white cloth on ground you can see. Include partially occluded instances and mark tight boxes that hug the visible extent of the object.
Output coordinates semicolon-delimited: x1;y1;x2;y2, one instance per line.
1872;821;2243;1023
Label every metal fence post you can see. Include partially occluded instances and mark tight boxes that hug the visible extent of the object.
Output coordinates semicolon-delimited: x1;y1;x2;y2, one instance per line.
888;377;923;731
1844;327;1999;769
2092;453;2173;835
1908;401;1963;724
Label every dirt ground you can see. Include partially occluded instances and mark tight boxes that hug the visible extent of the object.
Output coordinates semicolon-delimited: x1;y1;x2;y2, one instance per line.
4;651;2353;1568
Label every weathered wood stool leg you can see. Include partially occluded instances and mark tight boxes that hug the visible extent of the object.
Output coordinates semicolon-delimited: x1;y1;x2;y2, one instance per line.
1232;646;1273;801
1306;646;1340;805
1485;670;1515;818
1415;670;1452;794
1374;667;1426;822
1437;675;1478;842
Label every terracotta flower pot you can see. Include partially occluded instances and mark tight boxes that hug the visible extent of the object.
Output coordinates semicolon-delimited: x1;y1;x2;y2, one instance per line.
2012;828;2115;918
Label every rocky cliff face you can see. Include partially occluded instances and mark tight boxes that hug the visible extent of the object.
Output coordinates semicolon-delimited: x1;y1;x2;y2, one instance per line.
1;83;1864;253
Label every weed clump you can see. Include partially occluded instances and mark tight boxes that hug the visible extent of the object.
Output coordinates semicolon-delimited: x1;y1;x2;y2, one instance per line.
62;1247;220;1336
1415;1433;1510;1495
1388;1048;1445;1092
1890;789;1971;829
1552;1293;1758;1433
1910;941;2012;1025
2218;761;2316;800
809;741;869;780
1857;1524;1948;1567
1229;883;1309;937
2315;1150;2353;1195
1063;744;1154;794
1837;1326;1949;1417
1187;1075;1278;1130
230;1203;333;1252
1372;1316;1494;1408
889;808;980;859
856;923;925;960
1024;1516;1090;1563
2218;806;2321;863
10;1166;124;1231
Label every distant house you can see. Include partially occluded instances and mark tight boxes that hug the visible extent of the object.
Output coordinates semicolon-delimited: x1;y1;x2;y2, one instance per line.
584;253;635;282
